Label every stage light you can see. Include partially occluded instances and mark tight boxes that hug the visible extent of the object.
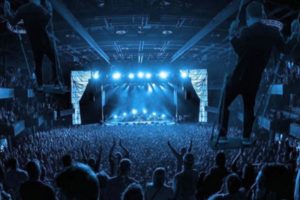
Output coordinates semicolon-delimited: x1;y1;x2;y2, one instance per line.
137;72;144;79
123;112;127;116
132;109;138;115
180;71;188;79
152;112;157;116
128;73;135;79
142;108;148;114
161;114;166;118
92;71;100;79
145;73;152;79
159;71;169;79
113;115;118;119
148;85;153;93
112;72;121;80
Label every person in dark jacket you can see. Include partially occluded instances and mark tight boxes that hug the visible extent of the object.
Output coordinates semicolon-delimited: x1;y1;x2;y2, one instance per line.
218;1;286;145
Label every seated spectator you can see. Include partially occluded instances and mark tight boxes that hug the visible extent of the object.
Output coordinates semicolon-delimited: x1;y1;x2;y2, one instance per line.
105;158;137;200
122;183;145;200
203;152;229;198
254;163;291;200
145;167;174;200
20;160;56;200
173;153;198;200
4;158;28;200
208;173;246;200
55;163;99;200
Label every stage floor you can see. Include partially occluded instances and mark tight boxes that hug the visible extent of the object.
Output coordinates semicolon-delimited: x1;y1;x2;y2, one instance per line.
104;120;176;126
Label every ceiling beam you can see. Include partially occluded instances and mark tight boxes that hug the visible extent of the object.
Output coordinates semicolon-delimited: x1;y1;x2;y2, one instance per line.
170;0;251;63
51;0;110;64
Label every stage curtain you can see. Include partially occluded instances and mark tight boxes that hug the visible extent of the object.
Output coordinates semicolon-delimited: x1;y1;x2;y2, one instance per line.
71;71;91;124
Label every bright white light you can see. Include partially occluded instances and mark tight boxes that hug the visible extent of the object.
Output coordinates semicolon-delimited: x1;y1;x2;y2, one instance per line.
152;112;157;116
181;71;188;79
92;71;100;79
137;72;144;79
142;108;147;114
112;72;121;80
132;109;138;115
113;115;118;119
145;73;152;79
123;112;127;116
161;114;166;118
159;71;169;79
128;73;135;79
148;85;153;93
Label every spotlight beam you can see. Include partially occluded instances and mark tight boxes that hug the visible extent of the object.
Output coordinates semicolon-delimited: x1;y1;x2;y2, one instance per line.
51;0;110;63
170;0;251;63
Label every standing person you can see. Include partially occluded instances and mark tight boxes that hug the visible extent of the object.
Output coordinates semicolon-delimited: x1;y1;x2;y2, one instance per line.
167;140;192;172
4;158;28;200
4;0;59;88
145;168;174;200
218;1;286;145
20;160;56;200
104;159;137;200
173;153;198;200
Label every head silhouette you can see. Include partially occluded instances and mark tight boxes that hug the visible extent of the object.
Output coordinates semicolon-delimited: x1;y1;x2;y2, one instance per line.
56;163;99;200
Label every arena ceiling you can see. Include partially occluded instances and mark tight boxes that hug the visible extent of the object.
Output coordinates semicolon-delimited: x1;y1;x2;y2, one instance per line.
1;0;300;69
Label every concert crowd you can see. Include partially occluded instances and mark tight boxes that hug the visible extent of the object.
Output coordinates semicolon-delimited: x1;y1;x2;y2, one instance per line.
0;124;297;200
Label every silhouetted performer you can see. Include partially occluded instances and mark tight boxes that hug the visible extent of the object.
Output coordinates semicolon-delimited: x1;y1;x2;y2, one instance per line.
4;0;58;87
218;1;286;145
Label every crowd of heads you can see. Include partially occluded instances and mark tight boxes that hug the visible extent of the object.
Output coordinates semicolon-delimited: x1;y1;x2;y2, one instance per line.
0;124;298;199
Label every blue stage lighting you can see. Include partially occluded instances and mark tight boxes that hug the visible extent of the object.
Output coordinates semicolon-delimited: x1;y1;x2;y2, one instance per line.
112;72;121;80
181;71;188;79
152;112;157;116
128;73;135;79
113;115;118;119
161;114;166;118
92;71;100;79
159;71;169;79
132;109;138;115
137;72;144;79
148;85;153;93
145;73;152;79
142;108;147;114
123;112;127;116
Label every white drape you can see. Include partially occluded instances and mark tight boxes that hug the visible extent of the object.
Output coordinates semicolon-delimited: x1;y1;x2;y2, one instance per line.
71;71;92;124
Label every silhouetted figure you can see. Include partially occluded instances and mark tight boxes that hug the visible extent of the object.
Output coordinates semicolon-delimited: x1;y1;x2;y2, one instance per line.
208;173;246;200
145;167;174;200
173;153;198;200
287;18;300;64
254;164;290;200
97;171;110;200
4;0;59;87
20;160;56;200
203;152;229;198
105;159;137;200
109;139;130;176
167;140;192;172
4;158;28;200
218;1;286;145
122;183;145;200
55;163;99;200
